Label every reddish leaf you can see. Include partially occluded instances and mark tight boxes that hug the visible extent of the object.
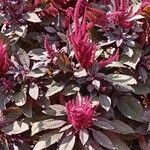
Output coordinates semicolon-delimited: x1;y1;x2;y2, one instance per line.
91;129;115;150
58;134;75;150
79;129;89;145
85;6;108;28
56;53;71;72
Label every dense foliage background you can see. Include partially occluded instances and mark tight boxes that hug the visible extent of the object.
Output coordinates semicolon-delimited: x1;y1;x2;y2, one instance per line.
0;0;150;149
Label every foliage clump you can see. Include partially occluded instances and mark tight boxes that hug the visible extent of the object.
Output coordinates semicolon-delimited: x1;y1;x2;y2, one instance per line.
0;0;150;149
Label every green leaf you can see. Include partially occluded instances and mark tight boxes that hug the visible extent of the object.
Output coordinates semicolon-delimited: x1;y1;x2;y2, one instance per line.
63;84;80;96
59;125;73;132
42;105;66;116
148;123;150;132
105;74;137;85
132;82;150;96
0;16;4;26
13;86;27;106
139;67;148;83
0;91;9;110
21;100;32;118
33;131;63;150
46;81;64;97
113;83;135;92
79;129;89;145
74;68;87;78
28;48;44;57
117;96;144;122
95;48;103;59
23;12;41;23
128;14;144;21
31;119;66;136
17;48;30;70
131;0;139;4
29;83;39;100
92;80;101;90
3;107;22;121
108;134;130;150
2;121;29;135
91;129;115;150
123;46;134;57
121;50;141;69
0;139;9;150
111;120;135;134
57;32;68;43
15;25;28;37
106;61;126;68
84;141;104;150
93;117;114;130
58;134;76;150
27;69;46;78
98;95;111;111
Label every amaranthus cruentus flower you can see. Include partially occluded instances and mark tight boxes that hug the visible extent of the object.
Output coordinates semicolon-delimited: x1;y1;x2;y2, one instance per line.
68;0;96;69
66;96;96;131
44;35;55;58
107;0;133;29
0;38;10;77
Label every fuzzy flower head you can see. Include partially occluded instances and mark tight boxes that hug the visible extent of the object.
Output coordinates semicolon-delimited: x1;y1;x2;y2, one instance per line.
68;0;96;69
66;95;97;131
107;0;133;29
0;38;10;77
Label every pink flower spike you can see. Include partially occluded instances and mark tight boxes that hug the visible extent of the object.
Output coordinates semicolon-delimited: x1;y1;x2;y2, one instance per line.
66;95;97;131
64;7;74;28
68;0;96;69
74;0;84;31
41;3;59;17
0;39;10;77
44;35;54;58
107;0;133;29
33;0;41;6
